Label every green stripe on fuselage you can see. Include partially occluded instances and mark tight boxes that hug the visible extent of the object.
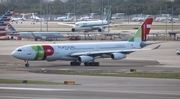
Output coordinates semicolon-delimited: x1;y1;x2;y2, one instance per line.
31;45;44;60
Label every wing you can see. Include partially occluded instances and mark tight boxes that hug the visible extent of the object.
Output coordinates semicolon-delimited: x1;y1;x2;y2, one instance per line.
92;23;124;29
71;45;161;56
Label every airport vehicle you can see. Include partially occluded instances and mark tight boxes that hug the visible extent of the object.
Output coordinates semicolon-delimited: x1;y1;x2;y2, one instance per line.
78;13;96;21
31;13;44;22
56;13;73;22
11;18;160;67
11;14;26;23
8;24;64;41
0;9;14;36
69;6;113;32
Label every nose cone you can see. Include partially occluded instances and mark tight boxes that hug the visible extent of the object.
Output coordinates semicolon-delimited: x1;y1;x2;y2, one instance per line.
11;51;16;57
176;51;180;55
11;51;20;59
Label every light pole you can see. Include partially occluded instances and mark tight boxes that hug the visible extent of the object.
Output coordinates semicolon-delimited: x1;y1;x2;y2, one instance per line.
165;0;167;41
40;0;42;31
171;0;174;31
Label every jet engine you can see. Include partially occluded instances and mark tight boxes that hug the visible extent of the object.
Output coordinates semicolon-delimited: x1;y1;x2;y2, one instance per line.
71;28;76;32
98;27;105;32
111;53;126;60
78;56;93;63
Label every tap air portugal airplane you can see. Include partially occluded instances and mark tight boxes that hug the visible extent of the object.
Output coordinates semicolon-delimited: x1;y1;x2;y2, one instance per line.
58;6;114;32
0;9;14;36
11;18;160;67
8;24;64;41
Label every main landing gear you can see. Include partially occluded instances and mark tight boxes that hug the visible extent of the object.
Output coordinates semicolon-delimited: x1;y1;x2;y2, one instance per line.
70;61;100;66
70;62;81;66
84;62;99;66
24;60;29;67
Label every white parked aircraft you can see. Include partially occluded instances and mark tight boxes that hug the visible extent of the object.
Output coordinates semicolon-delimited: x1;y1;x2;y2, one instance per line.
0;9;14;36
11;18;160;67
55;13;73;22
11;14;26;23
59;6;113;32
8;24;64;41
31;13;44;22
78;13;97;21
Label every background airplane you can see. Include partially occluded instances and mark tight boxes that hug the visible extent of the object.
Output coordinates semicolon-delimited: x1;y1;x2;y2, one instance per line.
0;9;14;36
8;24;64;41
55;13;74;22
31;13;44;22
78;13;97;21
11;14;26;23
58;6;113;32
11;18;160;67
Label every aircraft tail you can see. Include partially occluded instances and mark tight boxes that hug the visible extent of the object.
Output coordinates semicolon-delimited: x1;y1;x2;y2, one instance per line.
7;24;16;31
128;18;153;42
0;9;14;36
104;6;112;23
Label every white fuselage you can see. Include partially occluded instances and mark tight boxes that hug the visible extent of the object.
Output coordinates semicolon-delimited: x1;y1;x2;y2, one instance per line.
11;42;141;61
14;32;63;39
73;20;108;30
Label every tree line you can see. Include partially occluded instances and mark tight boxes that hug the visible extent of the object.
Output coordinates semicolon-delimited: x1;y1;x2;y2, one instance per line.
0;0;180;15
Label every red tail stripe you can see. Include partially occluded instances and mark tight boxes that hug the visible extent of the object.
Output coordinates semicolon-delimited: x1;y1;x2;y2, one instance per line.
141;18;153;41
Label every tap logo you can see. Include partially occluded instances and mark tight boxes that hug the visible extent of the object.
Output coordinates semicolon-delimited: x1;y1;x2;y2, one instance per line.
31;45;54;60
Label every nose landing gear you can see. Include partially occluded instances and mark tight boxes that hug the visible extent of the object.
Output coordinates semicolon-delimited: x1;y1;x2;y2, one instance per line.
24;60;29;67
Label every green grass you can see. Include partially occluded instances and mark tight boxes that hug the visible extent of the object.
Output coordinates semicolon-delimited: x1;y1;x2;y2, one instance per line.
48;71;180;79
0;79;63;85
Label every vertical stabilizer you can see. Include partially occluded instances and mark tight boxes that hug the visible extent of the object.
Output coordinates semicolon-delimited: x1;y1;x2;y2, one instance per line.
104;6;112;23
128;18;153;42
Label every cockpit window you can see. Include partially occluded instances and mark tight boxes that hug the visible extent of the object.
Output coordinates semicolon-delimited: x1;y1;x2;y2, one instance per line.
17;49;22;51
75;24;79;26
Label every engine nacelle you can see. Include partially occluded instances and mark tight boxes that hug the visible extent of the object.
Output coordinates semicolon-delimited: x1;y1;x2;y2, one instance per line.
71;28;76;32
98;27;105;32
111;53;126;60
78;56;93;63
41;36;46;40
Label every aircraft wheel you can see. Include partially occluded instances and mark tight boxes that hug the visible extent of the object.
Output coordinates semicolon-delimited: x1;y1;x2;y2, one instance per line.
84;62;89;66
95;62;100;66
70;62;81;66
25;63;29;67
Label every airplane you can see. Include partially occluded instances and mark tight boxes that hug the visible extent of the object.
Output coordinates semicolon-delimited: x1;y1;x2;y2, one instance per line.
55;13;73;22
11;14;26;23
111;13;121;20
11;18;160;67
7;24;64;41
78;13;97;21
59;6;113;32
0;9;14;36
31;13;44;22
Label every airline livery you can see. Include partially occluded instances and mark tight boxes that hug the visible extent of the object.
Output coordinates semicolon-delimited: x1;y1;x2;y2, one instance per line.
71;7;112;32
8;24;64;41
0;9;14;36
11;18;160;67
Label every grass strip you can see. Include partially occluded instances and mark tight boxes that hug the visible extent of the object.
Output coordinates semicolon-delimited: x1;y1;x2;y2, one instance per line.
48;71;180;79
0;78;63;85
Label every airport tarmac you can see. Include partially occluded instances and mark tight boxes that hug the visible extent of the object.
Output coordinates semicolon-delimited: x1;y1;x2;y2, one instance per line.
0;40;180;99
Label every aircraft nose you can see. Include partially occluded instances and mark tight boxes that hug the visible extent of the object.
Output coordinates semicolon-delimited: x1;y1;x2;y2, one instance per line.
11;51;19;58
176;51;180;55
